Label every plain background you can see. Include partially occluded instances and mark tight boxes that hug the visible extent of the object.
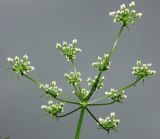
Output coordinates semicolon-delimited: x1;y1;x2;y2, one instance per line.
0;0;160;139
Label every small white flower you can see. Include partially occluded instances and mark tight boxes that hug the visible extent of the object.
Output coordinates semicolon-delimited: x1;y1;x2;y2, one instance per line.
63;41;67;45
129;1;135;8
14;56;19;60
99;118;103;122
109;11;115;16
48;100;53;105
116;10;120;14
120;4;126;9
30;66;35;71
110;112;115;117
7;57;13;62
136;61;141;65
72;39;77;44
56;43;61;48
41;105;47;109
136;12;143;18
23;54;28;59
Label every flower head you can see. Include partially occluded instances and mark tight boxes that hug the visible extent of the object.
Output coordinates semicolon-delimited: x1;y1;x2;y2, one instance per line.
105;88;127;102
109;1;142;26
7;55;34;76
55;39;81;61
92;54;111;71
39;81;63;98
132;61;156;78
64;71;81;85
41;101;64;118
76;88;89;100
87;76;105;90
98;112;120;131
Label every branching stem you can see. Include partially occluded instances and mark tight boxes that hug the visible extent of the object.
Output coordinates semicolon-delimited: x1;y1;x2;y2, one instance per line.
23;74;80;105
57;106;82;118
86;25;125;101
88;77;142;106
86;107;109;132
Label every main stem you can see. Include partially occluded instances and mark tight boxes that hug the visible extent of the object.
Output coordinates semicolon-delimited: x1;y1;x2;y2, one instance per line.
86;25;125;101
75;108;85;139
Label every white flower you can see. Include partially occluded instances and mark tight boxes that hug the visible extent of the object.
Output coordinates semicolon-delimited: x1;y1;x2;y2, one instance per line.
87;76;104;89
14;56;19;60
120;4;126;9
39;81;62;97
105;88;127;102
109;11;115;16
7;55;35;75
92;54;111;71
116;10;121;14
110;112;115;117
72;39;77;44
48;100;53;105
129;1;135;8
132;61;156;77
63;41;67;45
136;61;141;65
98;112;120;131
136;12;143;18
109;1;142;25
41;102;65;117
64;71;82;85
23;54;28;59
56;39;81;61
41;105;47;109
7;57;13;62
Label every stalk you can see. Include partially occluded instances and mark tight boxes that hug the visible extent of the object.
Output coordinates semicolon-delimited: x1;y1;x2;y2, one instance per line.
75;108;85;139
23;74;80;105
86;25;125;101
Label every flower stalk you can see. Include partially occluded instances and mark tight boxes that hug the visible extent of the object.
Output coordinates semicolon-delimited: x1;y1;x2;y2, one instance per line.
75;108;85;139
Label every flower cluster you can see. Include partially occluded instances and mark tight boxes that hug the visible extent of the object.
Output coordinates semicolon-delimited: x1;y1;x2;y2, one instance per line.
105;88;127;102
132;61;156;78
64;72;82;85
55;39;81;61
7;55;34;75
41;100;64;118
77;88;89;100
98;112;120;131
92;54;111;71
87;76;105;89
109;1;142;26
39;81;63;98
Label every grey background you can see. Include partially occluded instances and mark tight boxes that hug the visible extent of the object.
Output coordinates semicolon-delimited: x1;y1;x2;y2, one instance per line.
0;0;160;139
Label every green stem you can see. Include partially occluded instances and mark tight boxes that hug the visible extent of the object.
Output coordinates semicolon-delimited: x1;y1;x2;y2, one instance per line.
85;107;109;132
88;101;115;106
88;77;142;106
108;25;125;60
71;59;82;92
118;77;142;92
23;74;80;105
86;25;125;101
23;74;40;86
57;106;82;118
75;108;85;139
73;84;80;98
88;96;107;104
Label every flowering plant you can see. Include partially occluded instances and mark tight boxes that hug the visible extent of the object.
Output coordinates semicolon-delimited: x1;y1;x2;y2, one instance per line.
7;1;156;139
